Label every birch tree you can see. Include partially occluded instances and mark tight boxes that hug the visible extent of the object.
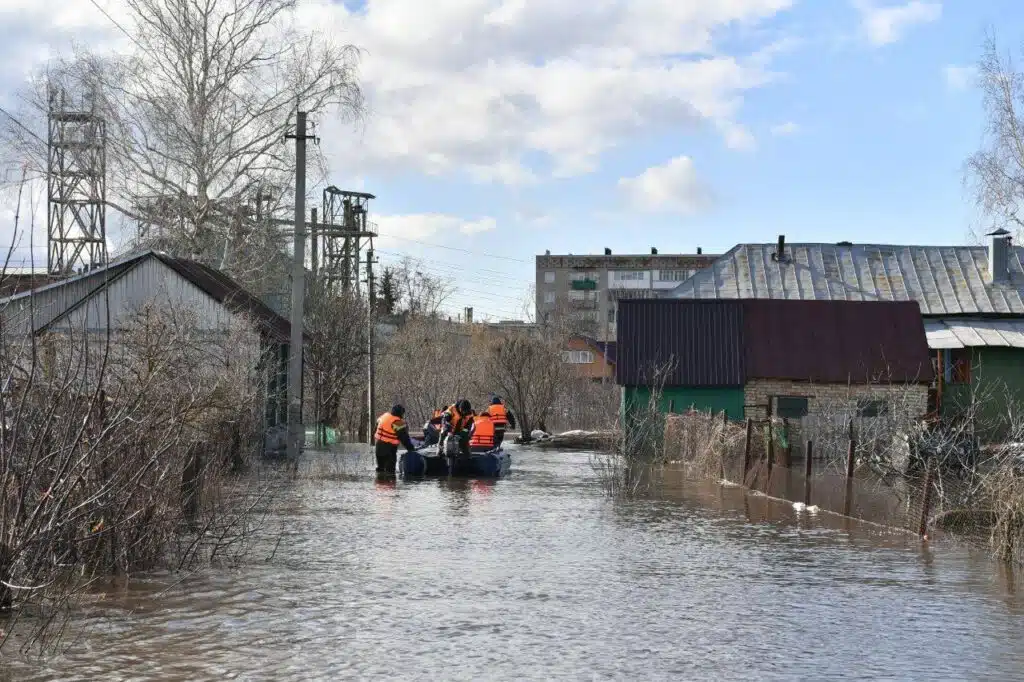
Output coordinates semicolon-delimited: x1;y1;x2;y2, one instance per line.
4;0;362;294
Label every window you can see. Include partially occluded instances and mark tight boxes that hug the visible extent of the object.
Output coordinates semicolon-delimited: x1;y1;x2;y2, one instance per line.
577;311;599;321
544;271;555;284
561;350;594;364
773;396;809;418
569;271;597;281
568;290;584;301
543;292;556;304
944;349;972;384
607;308;616;323
656;269;695;282
858;399;889;418
613;270;646;281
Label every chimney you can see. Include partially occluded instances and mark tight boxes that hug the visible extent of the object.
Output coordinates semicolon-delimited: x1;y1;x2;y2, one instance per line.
545;249;550;255
604;247;612;255
651;247;658;255
988;228;1012;283
465;306;474;324
697;247;702;255
772;234;786;262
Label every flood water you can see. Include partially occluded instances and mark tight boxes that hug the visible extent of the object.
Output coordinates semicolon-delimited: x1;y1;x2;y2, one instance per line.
6;445;1024;681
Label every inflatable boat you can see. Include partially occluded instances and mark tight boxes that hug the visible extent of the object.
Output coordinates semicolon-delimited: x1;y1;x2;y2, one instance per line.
400;444;511;478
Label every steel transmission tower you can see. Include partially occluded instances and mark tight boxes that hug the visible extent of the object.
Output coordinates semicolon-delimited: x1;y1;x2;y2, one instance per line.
47;86;107;275
320;187;376;294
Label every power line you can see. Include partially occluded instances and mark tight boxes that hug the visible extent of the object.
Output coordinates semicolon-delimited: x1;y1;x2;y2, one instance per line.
374;231;530;263
0;105;44;144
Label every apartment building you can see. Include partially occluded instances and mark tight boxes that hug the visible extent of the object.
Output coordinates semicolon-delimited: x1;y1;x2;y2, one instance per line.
535;248;718;341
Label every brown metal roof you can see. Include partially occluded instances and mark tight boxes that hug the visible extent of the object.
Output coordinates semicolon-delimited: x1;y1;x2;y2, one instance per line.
615;300;745;387
616;299;933;386
742;299;933;384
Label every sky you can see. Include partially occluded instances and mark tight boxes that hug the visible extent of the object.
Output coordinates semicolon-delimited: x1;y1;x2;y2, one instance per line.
1;0;1023;320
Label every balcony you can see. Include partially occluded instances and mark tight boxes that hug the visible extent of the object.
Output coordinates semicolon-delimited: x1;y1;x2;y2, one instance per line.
569;299;598;310
570;279;598;290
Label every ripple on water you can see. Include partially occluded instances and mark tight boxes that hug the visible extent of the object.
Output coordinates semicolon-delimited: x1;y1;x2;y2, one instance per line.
6;447;1024;681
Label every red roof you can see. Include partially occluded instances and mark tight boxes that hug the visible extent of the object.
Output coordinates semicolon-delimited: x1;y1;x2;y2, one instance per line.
616;299;933;386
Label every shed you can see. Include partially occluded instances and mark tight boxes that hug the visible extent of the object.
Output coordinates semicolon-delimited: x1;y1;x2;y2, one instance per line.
0;250;307;440
616;298;933;422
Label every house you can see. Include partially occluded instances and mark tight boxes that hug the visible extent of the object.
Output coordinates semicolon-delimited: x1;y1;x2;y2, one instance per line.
668;233;1024;440
615;299;933;429
562;336;616;381
0;249;305;447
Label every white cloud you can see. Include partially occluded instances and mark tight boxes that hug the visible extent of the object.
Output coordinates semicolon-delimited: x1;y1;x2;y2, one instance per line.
0;0;795;189
943;64;975;91
770;121;800;136
306;0;794;184
373;212;497;248
618;155;712;215
853;1;941;47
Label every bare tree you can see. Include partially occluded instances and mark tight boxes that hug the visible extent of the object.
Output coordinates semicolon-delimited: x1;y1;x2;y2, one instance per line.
385;258;457;318
305;288;366;445
4;0;363;293
481;328;568;439
376;317;477;427
966;33;1024;239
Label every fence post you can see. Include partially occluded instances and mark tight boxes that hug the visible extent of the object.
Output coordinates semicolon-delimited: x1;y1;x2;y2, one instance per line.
918;464;934;538
765;423;775;495
742;418;753;485
668;399;675;414
804;439;813;506
719;410;728;481
782;417;792;468
843;419;856;516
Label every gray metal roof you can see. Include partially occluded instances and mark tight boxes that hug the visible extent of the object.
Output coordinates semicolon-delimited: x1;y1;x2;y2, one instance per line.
925;318;1024;349
669;243;1024;316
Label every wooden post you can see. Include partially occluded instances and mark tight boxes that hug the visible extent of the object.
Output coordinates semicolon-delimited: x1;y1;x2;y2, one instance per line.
742;418;753;485
843;419;856;516
765;420;775;495
918;464;934;538
720;410;728;481
782;417;792;468
668;399;675;414
766;398;775;472
804;440;813;506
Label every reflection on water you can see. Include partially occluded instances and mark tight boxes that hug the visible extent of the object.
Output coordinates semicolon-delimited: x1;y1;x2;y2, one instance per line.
6;446;1024;681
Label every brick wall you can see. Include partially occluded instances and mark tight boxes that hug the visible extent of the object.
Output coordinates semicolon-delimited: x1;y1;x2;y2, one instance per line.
744;379;929;421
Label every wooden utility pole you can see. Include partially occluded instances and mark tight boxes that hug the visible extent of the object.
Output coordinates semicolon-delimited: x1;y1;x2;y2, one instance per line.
285;110;312;460
366;247;377;444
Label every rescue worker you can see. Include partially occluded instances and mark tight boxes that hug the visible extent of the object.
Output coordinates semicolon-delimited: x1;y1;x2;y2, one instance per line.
468;410;496;452
441;399;474;458
374;404;417;475
485;396;516;448
422;407;445;446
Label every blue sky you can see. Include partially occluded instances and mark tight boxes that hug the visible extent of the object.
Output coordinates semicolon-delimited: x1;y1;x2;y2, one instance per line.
2;0;1023;319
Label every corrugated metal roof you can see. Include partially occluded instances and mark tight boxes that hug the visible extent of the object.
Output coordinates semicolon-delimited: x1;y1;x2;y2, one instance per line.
743;300;933;384
616;300;746;387
924;318;1024;349
3;250;301;343
616;299;933;386
670;242;1024;315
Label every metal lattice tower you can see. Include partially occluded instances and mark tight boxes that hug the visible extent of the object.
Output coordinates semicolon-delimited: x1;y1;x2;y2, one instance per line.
47;86;107;275
320;187;376;294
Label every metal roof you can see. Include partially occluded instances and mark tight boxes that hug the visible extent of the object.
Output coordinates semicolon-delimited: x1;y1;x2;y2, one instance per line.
669;242;1024;316
924;318;1024;349
616;299;933;386
616;300;746;387
3;250;302;344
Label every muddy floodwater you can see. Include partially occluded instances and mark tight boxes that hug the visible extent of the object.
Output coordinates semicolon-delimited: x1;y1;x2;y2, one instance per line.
6;446;1024;681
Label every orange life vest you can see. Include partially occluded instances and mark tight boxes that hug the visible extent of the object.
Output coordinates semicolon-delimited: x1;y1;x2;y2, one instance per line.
444;404;471;432
469;414;495;449
488;403;508;427
432;409;444;420
374;413;403;446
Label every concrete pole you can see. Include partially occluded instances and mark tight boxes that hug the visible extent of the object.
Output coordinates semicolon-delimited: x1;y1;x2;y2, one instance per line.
286;111;308;460
366;247;376;444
